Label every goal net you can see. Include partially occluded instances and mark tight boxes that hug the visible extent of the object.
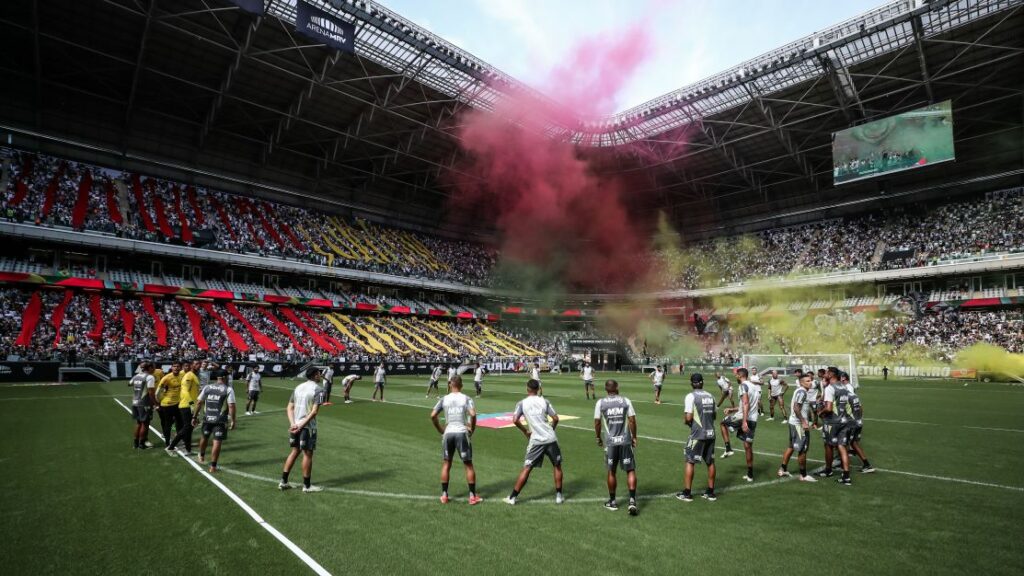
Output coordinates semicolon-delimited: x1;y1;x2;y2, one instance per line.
740;353;859;388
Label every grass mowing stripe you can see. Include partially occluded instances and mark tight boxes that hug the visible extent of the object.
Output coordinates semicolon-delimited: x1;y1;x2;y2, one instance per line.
112;398;333;576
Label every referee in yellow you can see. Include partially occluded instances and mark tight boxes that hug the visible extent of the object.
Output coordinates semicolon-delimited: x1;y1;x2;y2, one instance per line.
156;362;183;451
168;360;201;455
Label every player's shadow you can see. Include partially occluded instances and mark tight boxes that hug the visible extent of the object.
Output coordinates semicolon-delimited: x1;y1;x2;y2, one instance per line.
318;468;395;485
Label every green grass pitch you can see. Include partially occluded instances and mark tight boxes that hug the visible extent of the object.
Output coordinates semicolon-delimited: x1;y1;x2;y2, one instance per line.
1;373;1022;575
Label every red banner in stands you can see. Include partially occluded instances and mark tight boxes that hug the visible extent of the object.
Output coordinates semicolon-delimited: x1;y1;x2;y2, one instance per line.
355;302;381;311
14;291;42;347
561;309;582;317
280;307;337;353
10;179;29;207
71;169;92;229
257;201;286;250
224;302;279;352
179;300;210;350
120;302;135;346
486;314;499;322
961;298;1003;308
54;277;104;289
173;187;193;244
455;311;474;319
104;180;123;224
280;221;305;251
304;299;333;308
298;309;346;352
198;301;248;352
151;191;175;238
140;295;168;346
502;307;524;314
51;290;74;348
234;198;265;248
40;162;66;220
194;289;235;300
259;307;307;355
428;309;448;316
186;186;204;225
131;174;155;232
0;272;34;283
142;284;181;294
389;305;411;314
209;196;236;241
262;294;292;304
87;293;104;341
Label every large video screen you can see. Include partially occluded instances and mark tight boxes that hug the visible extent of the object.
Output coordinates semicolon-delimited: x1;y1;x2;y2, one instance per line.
832;100;954;185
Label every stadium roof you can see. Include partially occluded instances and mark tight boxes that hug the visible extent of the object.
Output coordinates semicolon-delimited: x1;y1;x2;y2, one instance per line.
0;0;1022;234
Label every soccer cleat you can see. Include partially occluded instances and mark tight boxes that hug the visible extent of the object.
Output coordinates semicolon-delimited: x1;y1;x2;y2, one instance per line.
816;470;835;478
703;492;717;502
675;492;693;502
777;469;792;478
440;494;449;504
604;500;618;511
245;411;251;416
861;466;876;474
253;411;260;415
766;417;774;421
799;475;818;483
628;500;638;516
208;466;217;474
137;443;149;450
164;446;177;455
278;482;293;491
721;450;735;458
178;450;192;457
503;496;516;506
742;475;754;483
468;495;483;505
838;477;852;486
322;402;333;407
344;400;353;404
555;493;565;504
303;485;324;493
143;441;154;448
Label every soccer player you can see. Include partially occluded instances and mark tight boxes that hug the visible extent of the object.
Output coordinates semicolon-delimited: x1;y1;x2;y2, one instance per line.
530;360;543;395
504;379;563;505
714;371;734;407
777;373;817;482
245;367;262;415
767;370;788;421
594;379;638;515
720;367;761;482
168;360;201;455
843;373;875;473
129;362;157;449
341;373;361;403
808;368;825;429
473;361;485;397
581;361;595;400
280;367;326;493
198;361;212;390
426;364;443;398
817;367;853;485
676;374;717;502
372;362;386;402
156;362;184;450
748;366;764;416
193;372;236;473
430;375;480;505
322;364;335;405
650;365;665;405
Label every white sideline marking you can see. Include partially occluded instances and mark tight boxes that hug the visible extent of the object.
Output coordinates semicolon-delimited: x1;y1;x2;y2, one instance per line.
0;394;114;401
113;398;331;576
964;425;1024;433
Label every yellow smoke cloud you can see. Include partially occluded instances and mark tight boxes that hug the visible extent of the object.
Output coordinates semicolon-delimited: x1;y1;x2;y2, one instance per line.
955;343;1024;382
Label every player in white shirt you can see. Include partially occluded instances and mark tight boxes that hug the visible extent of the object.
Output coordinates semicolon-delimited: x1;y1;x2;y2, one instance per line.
279;367;326;493
580;362;596;400
473;362;485;397
748;367;764;416
529;361;544;395
504;379;563;505
341;374;361;403
129;362;157;449
766;370;788;422
426;364;444;398
649;365;666;405
447;364;458;393
430;376;480;505
372;362;386;402
720;367;761;482
777;373;817;482
714;372;734;407
322;364;336;405
244;367;262;415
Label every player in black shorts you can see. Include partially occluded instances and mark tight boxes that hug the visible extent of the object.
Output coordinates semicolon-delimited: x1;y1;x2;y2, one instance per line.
676;374;717;502
194;373;237;473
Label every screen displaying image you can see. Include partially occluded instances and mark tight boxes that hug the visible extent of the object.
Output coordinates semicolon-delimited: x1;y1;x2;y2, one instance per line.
832;100;955;185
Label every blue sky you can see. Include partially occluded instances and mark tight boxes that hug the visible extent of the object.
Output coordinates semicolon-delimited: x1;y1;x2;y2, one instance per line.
377;0;884;111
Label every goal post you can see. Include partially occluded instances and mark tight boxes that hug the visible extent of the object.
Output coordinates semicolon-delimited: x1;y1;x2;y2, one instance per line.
740;353;859;388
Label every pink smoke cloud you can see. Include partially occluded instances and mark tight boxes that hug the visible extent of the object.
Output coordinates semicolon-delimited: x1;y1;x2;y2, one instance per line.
449;23;661;293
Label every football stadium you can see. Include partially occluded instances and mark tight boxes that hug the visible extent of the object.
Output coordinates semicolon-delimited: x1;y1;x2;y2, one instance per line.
1;0;1023;574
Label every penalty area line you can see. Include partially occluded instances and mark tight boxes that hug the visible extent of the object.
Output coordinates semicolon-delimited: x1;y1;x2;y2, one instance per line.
112;398;331;576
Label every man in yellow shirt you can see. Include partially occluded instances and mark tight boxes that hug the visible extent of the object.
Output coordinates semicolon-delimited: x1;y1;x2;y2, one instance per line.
156;362;184;450
168;360;201;455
